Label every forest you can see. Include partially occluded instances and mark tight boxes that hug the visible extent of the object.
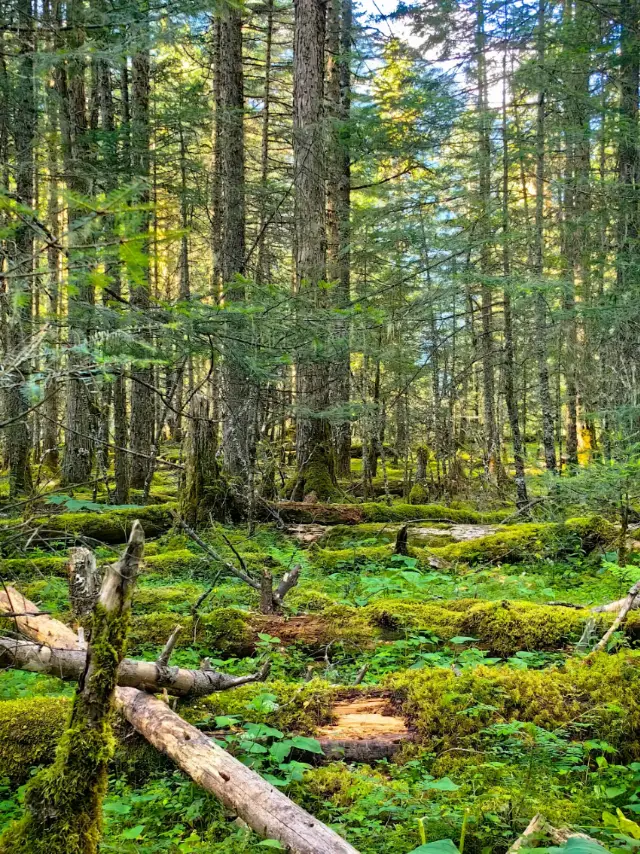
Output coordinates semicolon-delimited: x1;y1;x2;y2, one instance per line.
1;0;640;850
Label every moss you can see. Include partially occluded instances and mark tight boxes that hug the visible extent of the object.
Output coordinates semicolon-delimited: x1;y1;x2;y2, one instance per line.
408;482;429;505
128;607;253;656
0;697;70;783
0;575;133;853
388;652;640;758
144;550;207;577
285;587;337;612
133;582;205;615
0;698;165;787
0;555;68;579
459;600;600;655
318;523;400;547
426;515;615;565
182;678;340;735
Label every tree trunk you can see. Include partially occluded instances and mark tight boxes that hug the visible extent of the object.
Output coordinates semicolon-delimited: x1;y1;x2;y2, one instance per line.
129;13;155;490
327;0;352;477
501;43;529;510
4;0;35;497
0;524;144;854
42;11;60;472
68;547;101;620
293;0;335;500
256;0;274;286
99;57;129;503
58;0;96;486
533;0;557;472
219;5;252;486
0;637;269;699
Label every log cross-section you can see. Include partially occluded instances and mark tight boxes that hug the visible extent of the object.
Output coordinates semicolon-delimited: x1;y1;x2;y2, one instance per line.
117;687;360;854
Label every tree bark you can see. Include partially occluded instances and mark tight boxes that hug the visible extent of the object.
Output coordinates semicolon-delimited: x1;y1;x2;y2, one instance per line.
501;43;529;510
4;0;35;497
326;0;352;477
219;5;252;483
58;0;96;486
68;547;101;620
533;0;557;472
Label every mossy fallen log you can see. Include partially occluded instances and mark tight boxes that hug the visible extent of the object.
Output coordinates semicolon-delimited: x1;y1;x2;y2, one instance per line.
0;504;175;546
0;548;207;582
267;501;511;526
422;515;616;565
127;597;632;659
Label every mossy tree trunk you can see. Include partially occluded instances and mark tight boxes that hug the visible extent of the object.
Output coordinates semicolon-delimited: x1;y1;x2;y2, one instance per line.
180;393;231;525
0;522;144;854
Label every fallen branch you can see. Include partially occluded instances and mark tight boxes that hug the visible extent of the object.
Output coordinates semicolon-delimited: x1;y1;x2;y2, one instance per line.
590;578;640;655
117;687;359;854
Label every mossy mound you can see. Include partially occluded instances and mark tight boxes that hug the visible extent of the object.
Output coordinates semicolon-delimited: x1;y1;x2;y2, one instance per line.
0;697;166;787
133;582;206;615
408;482;429;505
388;652;640;757
359;503;511;525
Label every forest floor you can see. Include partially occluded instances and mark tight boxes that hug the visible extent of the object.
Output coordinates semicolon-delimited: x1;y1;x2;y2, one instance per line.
1;465;640;853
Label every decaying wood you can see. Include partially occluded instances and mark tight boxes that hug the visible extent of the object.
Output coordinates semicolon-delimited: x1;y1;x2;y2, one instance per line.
117;687;359;854
67;546;100;619
0;637;271;698
0;586;81;649
591;577;640;654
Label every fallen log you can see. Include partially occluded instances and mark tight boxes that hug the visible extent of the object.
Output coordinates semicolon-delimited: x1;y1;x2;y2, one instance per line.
0;586;80;649
0;636;270;698
117;687;359;854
